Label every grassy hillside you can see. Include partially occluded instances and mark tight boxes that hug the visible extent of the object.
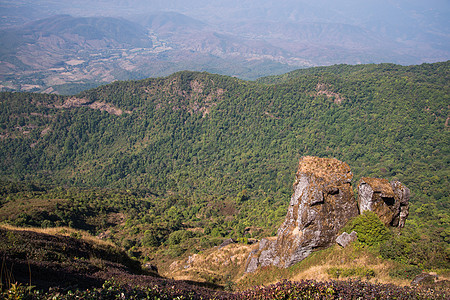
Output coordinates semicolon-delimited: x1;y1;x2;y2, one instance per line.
0;225;235;299
1;225;448;299
0;62;448;291
0;225;143;289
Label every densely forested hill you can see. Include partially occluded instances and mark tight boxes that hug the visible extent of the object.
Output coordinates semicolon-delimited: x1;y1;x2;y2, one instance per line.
1;62;448;200
257;62;450;85
0;62;448;272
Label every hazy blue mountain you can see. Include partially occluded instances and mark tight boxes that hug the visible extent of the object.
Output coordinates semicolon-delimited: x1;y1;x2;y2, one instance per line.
4;14;152;48
0;1;448;93
0;14;152;76
136;12;206;33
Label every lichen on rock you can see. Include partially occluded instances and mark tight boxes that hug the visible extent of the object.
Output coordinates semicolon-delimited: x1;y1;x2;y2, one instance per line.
245;156;359;272
245;157;411;273
358;177;410;227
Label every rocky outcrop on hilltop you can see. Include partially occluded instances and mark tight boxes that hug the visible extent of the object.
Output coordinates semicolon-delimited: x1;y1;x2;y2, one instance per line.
358;177;410;227
245;156;410;273
246;156;359;272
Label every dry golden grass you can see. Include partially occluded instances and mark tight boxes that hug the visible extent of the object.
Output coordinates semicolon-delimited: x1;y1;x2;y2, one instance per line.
233;243;431;290
297;156;352;182
289;259;411;287
164;243;254;284
0;223;115;247
286;244;414;286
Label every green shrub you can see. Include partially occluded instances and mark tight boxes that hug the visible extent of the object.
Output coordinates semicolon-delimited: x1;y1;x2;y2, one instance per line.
70;232;82;239
389;265;422;280
235;189;249;203
166;245;184;258
142;230;160;247
41;219;53;228
210;227;225;237
200;236;222;248
237;237;249;244
167;230;194;245
380;237;410;262
122;238;135;250
343;211;391;246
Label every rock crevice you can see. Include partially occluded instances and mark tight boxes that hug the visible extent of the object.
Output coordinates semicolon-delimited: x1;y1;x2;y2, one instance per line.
358;177;410;228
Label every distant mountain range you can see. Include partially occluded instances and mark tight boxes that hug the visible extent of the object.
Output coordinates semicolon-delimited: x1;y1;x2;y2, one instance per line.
0;0;449;93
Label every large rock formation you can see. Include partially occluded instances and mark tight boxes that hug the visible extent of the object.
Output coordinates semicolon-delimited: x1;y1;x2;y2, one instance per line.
245;157;411;273
245;157;412;273
246;156;359;272
358;177;410;227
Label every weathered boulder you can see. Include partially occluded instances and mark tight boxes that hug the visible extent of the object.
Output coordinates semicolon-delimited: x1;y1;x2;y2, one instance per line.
411;273;438;286
245;237;278;273
245;156;359;272
358;177;410;227
219;238;237;249
336;231;358;247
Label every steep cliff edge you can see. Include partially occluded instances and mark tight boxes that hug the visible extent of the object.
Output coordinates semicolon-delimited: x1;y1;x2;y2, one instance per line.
246;156;410;273
246;156;359;272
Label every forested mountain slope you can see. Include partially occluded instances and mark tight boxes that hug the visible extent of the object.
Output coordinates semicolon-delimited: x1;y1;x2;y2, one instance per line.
0;62;448;273
1;62;448;201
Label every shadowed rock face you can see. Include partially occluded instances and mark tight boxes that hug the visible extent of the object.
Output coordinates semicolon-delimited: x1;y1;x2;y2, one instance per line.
246;156;359;272
358;177;410;227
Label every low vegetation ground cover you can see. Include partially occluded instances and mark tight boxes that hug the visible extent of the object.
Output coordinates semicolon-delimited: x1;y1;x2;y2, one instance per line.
1;225;448;299
2;278;448;299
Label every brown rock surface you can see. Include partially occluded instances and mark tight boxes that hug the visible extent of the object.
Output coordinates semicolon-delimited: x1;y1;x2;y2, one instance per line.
358;177;410;227
246;156;359;272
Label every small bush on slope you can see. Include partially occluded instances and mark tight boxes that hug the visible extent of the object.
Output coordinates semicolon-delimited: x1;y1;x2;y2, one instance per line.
342;211;391;247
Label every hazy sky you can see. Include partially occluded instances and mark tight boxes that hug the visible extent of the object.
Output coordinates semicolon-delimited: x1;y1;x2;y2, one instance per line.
39;0;448;42
1;0;449;65
3;1;449;32
5;0;450;24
